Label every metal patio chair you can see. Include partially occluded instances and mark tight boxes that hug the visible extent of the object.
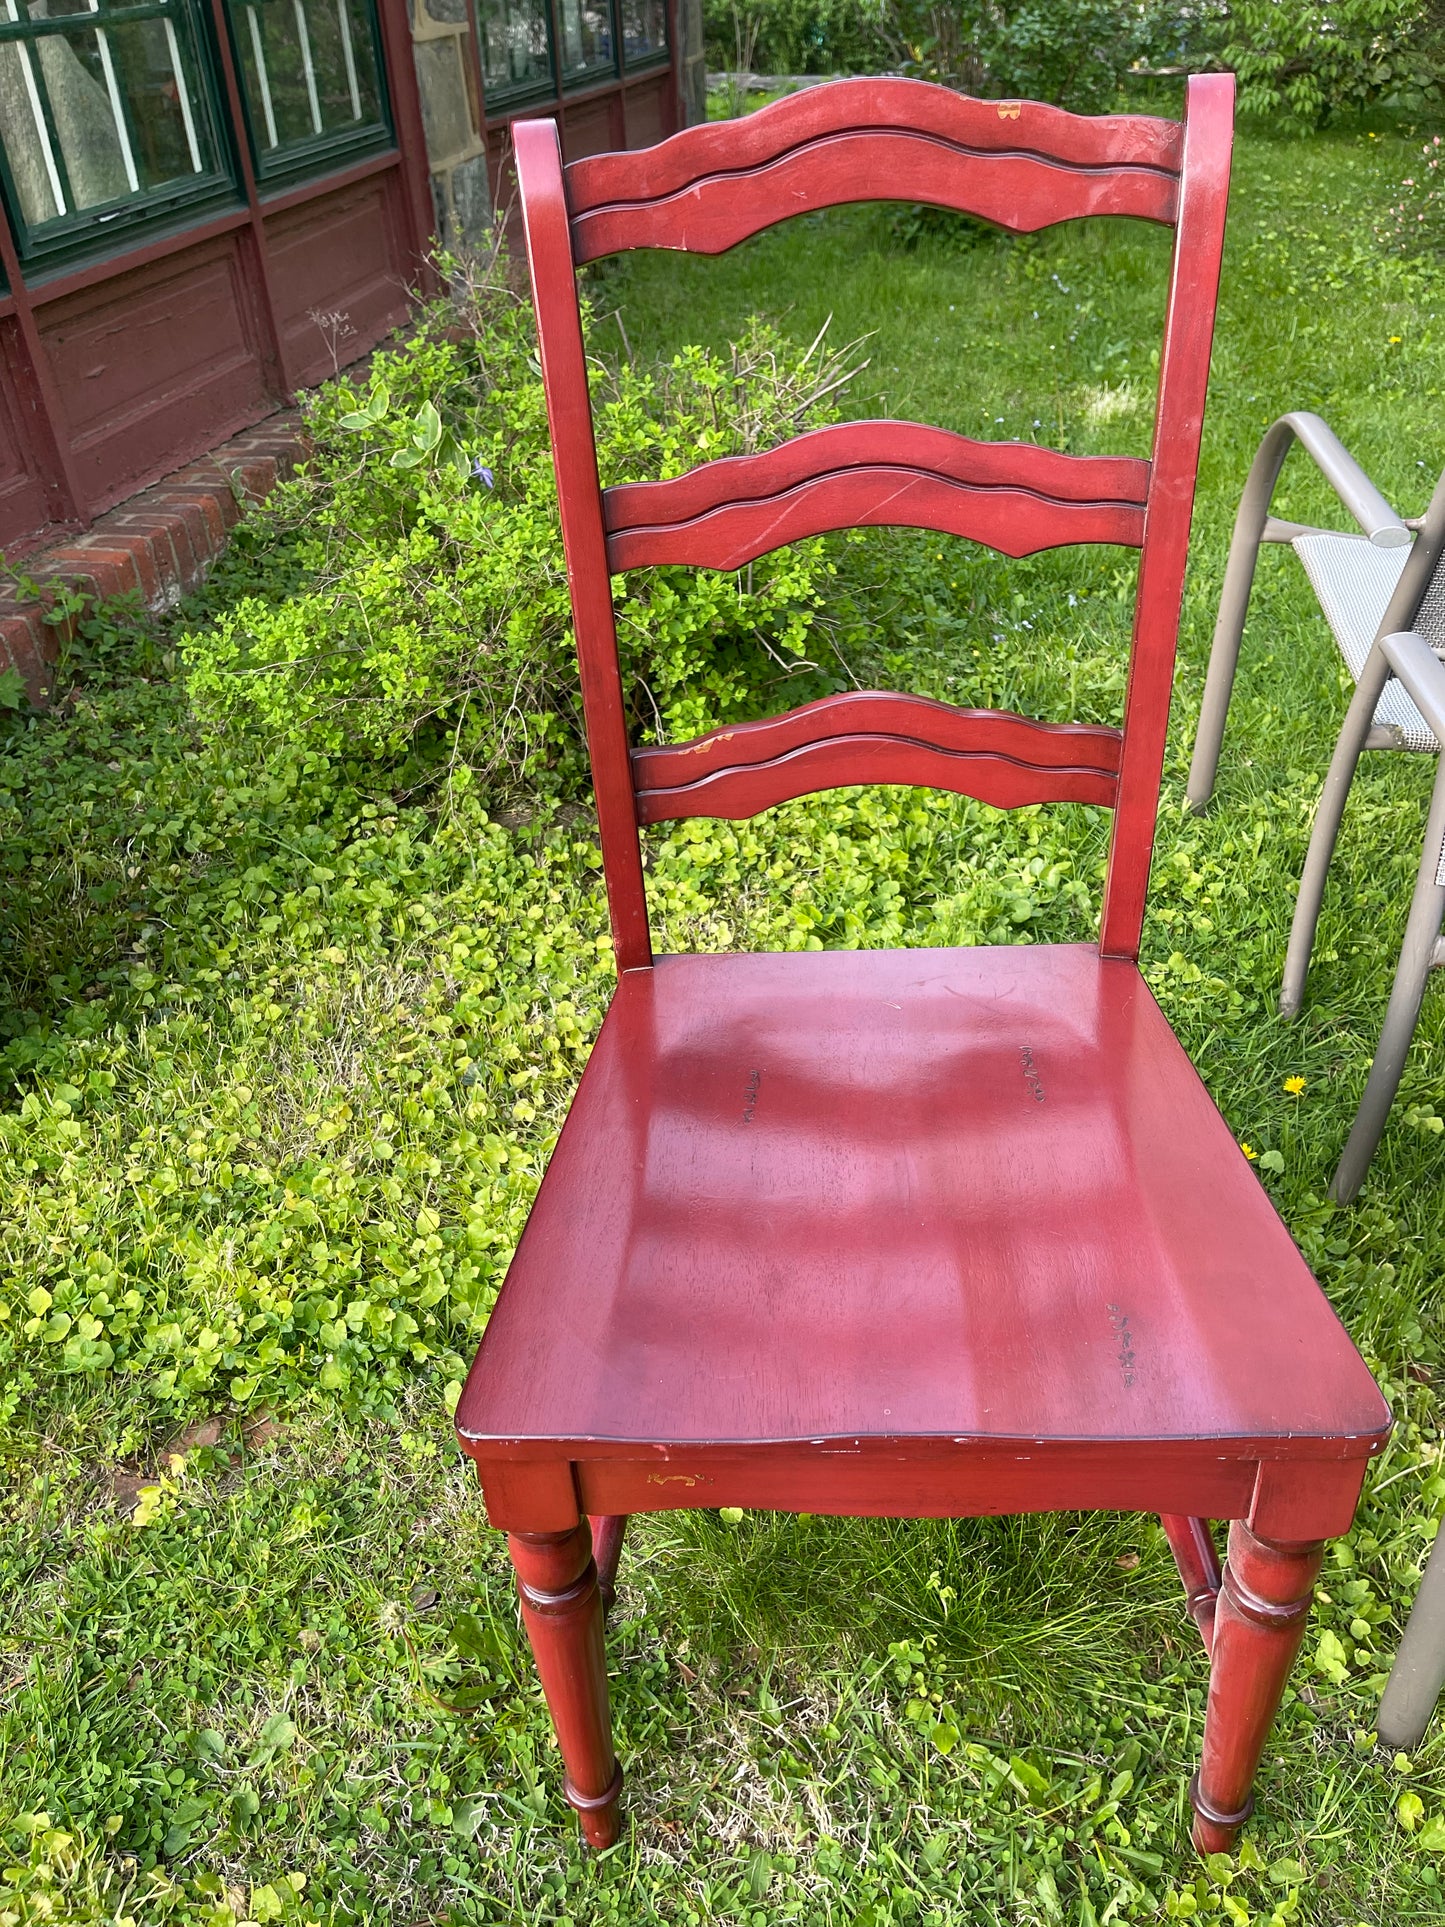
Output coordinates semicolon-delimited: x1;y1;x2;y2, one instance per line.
1187;413;1445;1202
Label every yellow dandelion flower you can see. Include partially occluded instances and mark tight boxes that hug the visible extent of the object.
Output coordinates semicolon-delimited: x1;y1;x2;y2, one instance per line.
1283;1075;1306;1095
1241;1142;1259;1161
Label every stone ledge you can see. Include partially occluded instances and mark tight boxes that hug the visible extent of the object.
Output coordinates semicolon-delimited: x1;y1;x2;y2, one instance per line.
0;409;304;706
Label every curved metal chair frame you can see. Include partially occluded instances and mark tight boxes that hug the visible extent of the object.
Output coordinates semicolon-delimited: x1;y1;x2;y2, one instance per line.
1379;1522;1445;1753
1188;414;1445;1203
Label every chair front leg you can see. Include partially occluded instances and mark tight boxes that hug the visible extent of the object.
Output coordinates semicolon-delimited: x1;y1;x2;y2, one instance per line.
509;1523;623;1847
1191;1523;1323;1854
1186;412;1392;810
1329;745;1445;1202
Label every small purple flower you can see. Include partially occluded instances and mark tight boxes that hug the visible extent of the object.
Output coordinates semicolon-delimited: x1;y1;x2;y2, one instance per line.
471;461;495;488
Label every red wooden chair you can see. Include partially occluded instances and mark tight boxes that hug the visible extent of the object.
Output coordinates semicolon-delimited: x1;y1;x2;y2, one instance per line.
454;76;1390;1856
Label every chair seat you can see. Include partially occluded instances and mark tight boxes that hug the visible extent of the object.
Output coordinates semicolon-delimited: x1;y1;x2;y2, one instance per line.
458;944;1387;1457
1291;530;1437;749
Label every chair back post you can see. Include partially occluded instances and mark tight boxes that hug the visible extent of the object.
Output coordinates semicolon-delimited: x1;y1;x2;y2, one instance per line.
1099;71;1234;961
513;117;654;974
1381;463;1445;643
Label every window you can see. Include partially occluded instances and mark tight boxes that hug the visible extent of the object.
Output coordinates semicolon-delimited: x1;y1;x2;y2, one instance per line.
228;0;389;184
619;0;665;68
0;0;231;265
555;0;611;84
477;0;551;104
478;2;668;108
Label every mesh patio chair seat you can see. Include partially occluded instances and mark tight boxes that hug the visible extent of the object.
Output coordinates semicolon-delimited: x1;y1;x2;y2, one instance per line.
1288;529;1445;749
1187;412;1445;1205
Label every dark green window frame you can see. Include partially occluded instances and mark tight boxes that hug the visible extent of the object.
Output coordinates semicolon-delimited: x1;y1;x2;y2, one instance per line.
555;0;614;88
0;0;236;272
480;0;668;112
224;0;392;191
477;0;555;109
618;0;666;73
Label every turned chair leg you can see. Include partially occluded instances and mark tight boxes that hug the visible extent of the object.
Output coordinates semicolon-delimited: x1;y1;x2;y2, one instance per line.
1191;1523;1323;1854
508;1524;623;1848
1161;1514;1222;1650
590;1514;627;1615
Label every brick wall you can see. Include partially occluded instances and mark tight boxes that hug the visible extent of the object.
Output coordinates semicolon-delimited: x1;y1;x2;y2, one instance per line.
0;412;302;707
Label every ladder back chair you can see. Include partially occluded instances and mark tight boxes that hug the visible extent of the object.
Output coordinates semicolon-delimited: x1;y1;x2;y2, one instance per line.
454;76;1390;1856
1188;416;1445;1202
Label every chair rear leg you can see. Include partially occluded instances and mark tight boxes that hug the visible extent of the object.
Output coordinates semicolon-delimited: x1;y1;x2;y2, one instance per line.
1330;748;1445;1203
590;1514;627;1615
509;1524;623;1847
1191;1523;1323;1854
1377;1524;1445;1752
1161;1514;1222;1649
1280;658;1390;1019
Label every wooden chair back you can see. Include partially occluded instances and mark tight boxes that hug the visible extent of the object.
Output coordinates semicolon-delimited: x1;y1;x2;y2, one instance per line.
513;76;1234;971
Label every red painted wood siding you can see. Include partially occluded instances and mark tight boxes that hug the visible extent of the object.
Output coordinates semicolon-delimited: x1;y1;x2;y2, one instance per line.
0;0;433;555
38;237;274;519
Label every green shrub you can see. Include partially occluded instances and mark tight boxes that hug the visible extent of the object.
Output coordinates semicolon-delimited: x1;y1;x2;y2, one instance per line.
706;1;1445;125
878;1;1173;111
1210;0;1445;127
704;0;884;74
1378;132;1445;255
183;252;866;790
706;2;1179;109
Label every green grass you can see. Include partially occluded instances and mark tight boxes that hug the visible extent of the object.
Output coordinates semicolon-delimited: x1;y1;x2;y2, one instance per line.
5;112;1445;1924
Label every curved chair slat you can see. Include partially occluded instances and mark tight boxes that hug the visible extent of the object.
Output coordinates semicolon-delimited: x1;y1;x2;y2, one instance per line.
632;691;1123;793
565;77;1184;214
604;423;1149;534
607;467;1145;571
572;132;1178;261
632;731;1120;824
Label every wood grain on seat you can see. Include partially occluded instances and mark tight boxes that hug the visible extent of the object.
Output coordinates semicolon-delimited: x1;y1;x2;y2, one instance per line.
458;945;1386;1457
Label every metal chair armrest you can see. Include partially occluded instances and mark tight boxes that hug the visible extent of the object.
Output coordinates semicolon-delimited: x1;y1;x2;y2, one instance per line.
1380;631;1445;740
1275;412;1411;550
1187;416;1412;809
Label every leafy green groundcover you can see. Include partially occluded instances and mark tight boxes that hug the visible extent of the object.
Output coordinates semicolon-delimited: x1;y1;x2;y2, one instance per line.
4;114;1445;1925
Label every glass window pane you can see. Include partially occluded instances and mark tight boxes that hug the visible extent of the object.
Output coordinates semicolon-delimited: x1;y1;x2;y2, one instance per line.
113;20;207;187
620;0;664;66
231;0;384;166
477;0;550;100
0;0;224;241
0;39;68;223
37;27;132;209
23;0;99;19
557;0;612;83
